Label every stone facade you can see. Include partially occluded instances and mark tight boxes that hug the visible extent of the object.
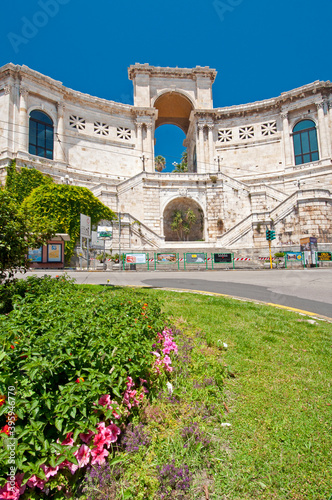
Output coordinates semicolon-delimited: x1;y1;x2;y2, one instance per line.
0;63;331;252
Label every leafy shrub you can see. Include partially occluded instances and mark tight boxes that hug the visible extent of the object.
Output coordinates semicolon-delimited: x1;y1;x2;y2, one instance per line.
0;276;168;496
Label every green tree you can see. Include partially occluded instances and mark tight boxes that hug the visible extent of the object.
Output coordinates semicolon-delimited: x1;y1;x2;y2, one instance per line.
5;160;54;204
0;188;54;284
155;155;166;172
171;208;196;241
172;150;188;173
23;184;116;261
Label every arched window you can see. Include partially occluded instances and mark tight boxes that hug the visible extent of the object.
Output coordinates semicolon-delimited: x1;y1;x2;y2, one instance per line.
29;110;54;159
293;119;319;165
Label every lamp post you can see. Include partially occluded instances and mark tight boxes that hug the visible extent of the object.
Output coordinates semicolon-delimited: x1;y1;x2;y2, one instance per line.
214;156;222;173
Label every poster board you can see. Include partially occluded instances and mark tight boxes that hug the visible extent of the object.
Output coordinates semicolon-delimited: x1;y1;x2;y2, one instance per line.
317;252;332;262
28;247;42;263
47;244;62;263
214;253;232;263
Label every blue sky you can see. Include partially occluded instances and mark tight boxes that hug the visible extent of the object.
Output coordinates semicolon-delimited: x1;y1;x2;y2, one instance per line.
1;0;331;171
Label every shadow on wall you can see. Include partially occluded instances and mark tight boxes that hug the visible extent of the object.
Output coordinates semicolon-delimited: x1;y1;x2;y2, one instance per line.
163;197;204;242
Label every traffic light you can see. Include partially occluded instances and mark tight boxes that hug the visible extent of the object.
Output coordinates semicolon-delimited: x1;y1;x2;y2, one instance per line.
266;229;276;241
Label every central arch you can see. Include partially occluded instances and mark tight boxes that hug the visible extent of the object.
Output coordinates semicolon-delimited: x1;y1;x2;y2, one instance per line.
154;91;194;134
163;197;204;241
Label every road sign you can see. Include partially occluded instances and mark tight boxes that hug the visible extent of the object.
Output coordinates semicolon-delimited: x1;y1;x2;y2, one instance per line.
80;214;91;238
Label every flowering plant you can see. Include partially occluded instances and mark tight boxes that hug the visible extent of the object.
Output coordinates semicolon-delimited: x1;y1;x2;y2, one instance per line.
0;276;167;498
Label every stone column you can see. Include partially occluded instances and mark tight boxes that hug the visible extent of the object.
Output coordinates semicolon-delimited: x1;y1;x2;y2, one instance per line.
56;103;65;162
207;123;215;172
2;86;13;152
204;215;209;242
316;101;329;159
197;123;205;173
136;121;143;155
19;87;29;152
328;100;332;156
145;123;154;172
281;111;292;166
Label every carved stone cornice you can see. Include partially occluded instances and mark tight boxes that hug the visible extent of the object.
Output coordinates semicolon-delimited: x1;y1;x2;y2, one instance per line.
128;63;217;83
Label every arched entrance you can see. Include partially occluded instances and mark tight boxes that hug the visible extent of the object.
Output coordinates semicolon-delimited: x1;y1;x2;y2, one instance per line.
163;197;204;241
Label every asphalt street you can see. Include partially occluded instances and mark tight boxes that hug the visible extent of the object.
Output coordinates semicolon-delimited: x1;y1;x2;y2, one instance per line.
22;268;332;319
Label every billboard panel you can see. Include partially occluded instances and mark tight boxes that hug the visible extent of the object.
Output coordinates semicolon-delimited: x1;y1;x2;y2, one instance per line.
125;253;146;264
157;253;177;263
186;253;206;263
214;253;232;263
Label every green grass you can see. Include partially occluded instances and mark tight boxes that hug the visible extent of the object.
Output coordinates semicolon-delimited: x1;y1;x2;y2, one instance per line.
102;287;332;500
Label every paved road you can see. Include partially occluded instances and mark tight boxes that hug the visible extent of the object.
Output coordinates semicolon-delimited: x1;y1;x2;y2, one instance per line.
22;268;332;319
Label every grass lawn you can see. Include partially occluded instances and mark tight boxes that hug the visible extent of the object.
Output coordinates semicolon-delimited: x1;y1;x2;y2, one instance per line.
1;278;331;499
128;287;332;500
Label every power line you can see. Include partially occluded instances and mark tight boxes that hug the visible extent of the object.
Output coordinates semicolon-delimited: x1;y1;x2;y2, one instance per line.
0;117;223;171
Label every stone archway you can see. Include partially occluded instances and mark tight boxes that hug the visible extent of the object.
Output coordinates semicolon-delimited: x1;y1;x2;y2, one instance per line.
163;197;204;241
154;92;194;134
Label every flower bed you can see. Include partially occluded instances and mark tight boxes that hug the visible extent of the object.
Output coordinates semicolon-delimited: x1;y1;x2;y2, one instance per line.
0;276;177;499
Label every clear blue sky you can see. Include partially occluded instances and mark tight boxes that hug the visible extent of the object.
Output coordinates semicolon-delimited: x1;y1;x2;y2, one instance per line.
1;0;331;172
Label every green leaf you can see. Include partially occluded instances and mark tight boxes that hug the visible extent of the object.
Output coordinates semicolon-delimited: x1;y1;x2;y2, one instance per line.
55;418;63;432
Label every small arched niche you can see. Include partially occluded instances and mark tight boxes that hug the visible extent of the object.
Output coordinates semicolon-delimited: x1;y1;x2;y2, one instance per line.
163;197;204;242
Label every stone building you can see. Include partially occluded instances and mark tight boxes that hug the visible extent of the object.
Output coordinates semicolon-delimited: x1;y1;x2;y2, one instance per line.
0;62;331;253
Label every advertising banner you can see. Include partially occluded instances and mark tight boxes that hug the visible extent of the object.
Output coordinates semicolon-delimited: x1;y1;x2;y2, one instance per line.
214;253;232;263
28;247;42;262
317;252;332;262
157;253;177;263
286;252;302;261
186;253;206;263
48;244;62;263
125;253;146;264
97;226;113;239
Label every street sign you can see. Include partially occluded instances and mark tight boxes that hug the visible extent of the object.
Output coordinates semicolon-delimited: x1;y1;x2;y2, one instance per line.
80;214;91;238
90;231;104;249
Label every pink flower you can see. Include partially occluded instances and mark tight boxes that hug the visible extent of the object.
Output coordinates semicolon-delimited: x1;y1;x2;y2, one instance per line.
74;444;91;468
91;446;109;465
151;351;160;357
59;460;78;475
61;432;74;446
79;430;95;444
27;475;45;489
98;394;111;407
103;422;121;447
40;464;59;480
0;474;26;500
126;376;134;390
94;432;107;448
